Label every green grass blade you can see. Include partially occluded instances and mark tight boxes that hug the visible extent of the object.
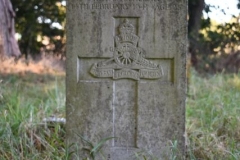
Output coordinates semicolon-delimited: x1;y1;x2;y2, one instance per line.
90;137;116;155
76;133;94;148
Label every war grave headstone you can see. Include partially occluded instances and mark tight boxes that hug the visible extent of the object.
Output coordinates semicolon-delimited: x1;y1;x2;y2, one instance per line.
66;0;187;159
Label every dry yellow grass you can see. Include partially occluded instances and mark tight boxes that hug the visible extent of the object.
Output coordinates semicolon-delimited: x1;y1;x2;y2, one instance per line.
0;56;65;76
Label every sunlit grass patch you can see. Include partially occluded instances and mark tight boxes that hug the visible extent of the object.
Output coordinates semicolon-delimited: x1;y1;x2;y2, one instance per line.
0;57;65;75
230;74;240;90
186;70;240;160
0;72;66;159
0;68;239;159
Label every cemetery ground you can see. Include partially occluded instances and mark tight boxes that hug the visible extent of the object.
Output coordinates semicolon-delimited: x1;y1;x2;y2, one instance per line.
0;59;240;160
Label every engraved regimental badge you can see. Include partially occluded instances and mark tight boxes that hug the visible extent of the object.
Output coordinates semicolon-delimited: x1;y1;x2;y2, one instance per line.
90;19;163;80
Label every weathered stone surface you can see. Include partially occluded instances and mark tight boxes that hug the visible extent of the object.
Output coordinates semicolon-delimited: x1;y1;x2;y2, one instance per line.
66;0;187;159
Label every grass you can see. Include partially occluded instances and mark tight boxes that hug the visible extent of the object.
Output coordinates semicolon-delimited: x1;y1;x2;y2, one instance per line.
186;70;240;160
0;68;239;159
0;73;66;159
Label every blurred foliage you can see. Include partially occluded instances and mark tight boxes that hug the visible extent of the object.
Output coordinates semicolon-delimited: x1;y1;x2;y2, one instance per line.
189;0;240;73
201;18;240;54
12;0;66;58
11;0;240;72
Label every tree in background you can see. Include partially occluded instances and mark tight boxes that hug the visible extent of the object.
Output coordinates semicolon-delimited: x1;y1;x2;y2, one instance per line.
0;0;21;57
8;0;240;72
188;0;205;65
13;0;207;60
11;0;66;58
188;0;240;72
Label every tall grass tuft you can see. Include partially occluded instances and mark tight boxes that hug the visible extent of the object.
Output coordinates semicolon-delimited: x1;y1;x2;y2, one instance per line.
186;70;240;160
0;73;66;159
0;70;239;159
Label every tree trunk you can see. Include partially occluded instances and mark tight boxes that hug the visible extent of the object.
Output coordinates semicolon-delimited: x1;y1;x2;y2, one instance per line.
0;0;21;58
188;0;205;65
